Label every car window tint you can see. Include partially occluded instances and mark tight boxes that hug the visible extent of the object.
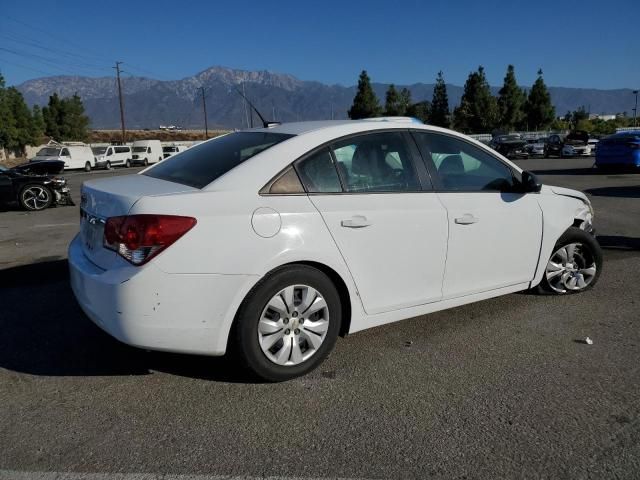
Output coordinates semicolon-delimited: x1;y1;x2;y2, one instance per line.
296;149;342;193
414;132;515;192
61;148;70;156
144;132;294;189
330;132;419;192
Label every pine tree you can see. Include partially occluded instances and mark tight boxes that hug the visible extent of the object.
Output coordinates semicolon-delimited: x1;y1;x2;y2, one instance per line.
524;69;555;130
384;84;401;116
348;70;381;119
430;71;450;128
42;92;90;141
407;101;431;123
453;66;498;133
43;93;62;140
497;65;526;131
399;88;412;115
30;105;45;143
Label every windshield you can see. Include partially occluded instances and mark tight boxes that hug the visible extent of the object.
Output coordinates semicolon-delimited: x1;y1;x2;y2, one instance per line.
133;146;147;152
0;164;8;172
92;147;107;155
163;147;178;153
37;147;61;157
144;132;295;189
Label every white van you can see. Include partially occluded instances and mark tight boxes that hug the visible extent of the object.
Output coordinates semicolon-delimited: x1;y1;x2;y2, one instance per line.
131;140;163;166
92;145;132;169
31;142;95;171
162;144;189;159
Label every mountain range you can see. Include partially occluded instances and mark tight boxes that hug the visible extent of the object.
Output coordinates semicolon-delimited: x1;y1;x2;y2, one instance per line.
15;66;639;129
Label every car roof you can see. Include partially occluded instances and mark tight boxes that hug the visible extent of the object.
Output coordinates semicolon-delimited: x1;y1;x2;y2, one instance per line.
248;118;426;136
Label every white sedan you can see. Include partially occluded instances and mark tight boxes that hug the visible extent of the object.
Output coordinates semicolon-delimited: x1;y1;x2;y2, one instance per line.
69;118;602;381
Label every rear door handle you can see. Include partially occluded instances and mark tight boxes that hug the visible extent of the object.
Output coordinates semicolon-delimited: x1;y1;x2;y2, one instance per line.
341;215;371;228
454;214;479;225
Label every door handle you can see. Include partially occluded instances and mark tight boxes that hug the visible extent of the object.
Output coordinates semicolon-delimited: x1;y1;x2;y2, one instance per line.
454;214;479;225
341;215;371;228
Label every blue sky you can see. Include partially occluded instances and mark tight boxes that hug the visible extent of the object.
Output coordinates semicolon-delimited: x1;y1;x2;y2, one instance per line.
1;0;638;89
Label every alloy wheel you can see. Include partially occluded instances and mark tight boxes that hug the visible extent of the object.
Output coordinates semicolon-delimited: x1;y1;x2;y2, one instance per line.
545;242;597;293
22;186;51;210
258;284;330;366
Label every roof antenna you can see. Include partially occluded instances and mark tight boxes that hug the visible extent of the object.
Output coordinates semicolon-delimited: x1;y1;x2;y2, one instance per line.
234;87;280;128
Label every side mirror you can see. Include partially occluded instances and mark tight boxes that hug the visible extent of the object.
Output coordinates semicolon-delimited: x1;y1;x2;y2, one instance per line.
521;170;542;193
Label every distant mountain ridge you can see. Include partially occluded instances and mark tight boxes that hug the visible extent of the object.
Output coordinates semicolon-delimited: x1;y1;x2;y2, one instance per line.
15;66;638;129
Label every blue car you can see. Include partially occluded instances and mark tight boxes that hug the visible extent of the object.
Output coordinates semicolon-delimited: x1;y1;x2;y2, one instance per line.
595;131;640;170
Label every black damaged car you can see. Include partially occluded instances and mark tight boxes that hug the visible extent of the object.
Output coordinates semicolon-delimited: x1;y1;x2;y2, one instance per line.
0;160;74;211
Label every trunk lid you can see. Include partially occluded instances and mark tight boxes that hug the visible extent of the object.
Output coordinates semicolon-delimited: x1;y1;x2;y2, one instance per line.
79;174;197;269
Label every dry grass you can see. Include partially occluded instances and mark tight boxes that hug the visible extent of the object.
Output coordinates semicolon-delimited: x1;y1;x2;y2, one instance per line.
90;129;229;143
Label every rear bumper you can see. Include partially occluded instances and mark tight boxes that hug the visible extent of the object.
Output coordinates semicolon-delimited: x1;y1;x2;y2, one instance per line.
68;235;256;356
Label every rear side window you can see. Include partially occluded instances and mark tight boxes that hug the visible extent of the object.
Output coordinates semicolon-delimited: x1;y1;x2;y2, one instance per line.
296;149;342;193
144;132;294;188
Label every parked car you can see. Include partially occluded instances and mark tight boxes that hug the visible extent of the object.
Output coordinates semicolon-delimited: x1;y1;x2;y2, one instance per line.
561;131;592;157
69;119;601;381
544;134;565;157
488;134;528;159
31;142;95;171
131;140;163;166
162;144;189;159
595;131;640;170
92;145;133;169
0;160;73;211
525;137;547;157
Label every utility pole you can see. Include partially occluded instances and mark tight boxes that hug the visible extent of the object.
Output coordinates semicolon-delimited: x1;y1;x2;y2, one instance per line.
114;62;126;143
633;90;639;128
200;87;208;139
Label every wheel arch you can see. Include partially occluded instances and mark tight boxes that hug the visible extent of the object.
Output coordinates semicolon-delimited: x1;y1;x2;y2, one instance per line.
225;260;353;354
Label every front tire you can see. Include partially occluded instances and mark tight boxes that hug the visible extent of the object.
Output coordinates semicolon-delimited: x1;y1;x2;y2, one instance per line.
105;161;112;170
84;162;91;172
143;158;149;167
232;265;342;382
538;227;602;294
125;159;131;168
20;184;53;211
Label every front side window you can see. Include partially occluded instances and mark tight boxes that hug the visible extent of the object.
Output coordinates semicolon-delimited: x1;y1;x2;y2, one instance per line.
61;148;70;156
144;132;294;189
330;132;420;192
414;132;516;192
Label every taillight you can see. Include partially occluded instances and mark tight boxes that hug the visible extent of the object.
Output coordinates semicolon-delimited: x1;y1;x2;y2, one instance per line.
104;214;196;265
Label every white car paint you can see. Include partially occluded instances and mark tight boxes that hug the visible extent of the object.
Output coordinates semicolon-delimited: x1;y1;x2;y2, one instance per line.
131;140;163;165
31;143;95;170
69;119;596;357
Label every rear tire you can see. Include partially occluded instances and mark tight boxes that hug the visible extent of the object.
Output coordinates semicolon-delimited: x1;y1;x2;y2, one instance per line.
232;265;342;382
19;184;53;211
84;162;91;172
537;227;602;295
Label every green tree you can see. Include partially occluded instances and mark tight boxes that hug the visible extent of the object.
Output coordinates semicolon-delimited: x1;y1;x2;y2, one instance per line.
43;93;62;139
384;84;402;116
42;92;90;141
0;73;40;153
399;87;412;115
30;105;45;142
348;70;381;119
453;66;498;133
430;71;450;128
497;65;526;131
407;101;431;123
524;69;555;130
571;106;589;128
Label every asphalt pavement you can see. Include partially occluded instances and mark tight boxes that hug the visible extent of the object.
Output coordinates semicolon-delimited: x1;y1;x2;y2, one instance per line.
1;157;639;479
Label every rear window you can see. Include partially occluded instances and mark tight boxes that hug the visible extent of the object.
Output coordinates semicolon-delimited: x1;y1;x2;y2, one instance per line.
143;132;294;188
